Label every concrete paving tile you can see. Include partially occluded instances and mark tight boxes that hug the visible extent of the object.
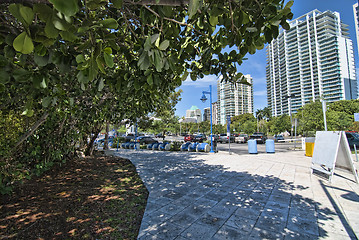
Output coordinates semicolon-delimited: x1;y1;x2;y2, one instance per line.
237;180;259;190
158;203;187;217
318;216;354;238
180;223;218;239
283;228;318;240
288;207;317;220
225;215;256;233
203;188;230;201
163;190;185;200
287;215;319;236
248;227;285;240
207;202;238;219
144;201;166;214
265;200;290;212
142;210;172;226
145;222;185;240
196;212;227;229
255;215;287;233
248;191;271;203
169;212;198;227
268;193;292;205
212;224;251;240
261;207;289;221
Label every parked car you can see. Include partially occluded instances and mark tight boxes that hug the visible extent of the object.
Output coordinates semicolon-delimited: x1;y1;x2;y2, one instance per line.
249;132;267;144
124;134;136;142
274;134;285;142
135;136;158;145
235;134;249;143
184;134;194;142
218;133;235;143
194;134;207;142
345;131;359;149
155;133;165;138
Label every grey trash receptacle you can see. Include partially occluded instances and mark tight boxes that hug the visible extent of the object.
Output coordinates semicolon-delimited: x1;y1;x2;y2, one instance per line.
248;139;257;154
266;139;275;153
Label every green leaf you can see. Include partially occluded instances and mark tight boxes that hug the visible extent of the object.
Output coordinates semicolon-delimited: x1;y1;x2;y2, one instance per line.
89;57;98;81
285;0;294;9
34;4;53;21
45;21;59;38
147;74;153;86
53;18;70;31
49;0;79;16
76;54;85;63
181;71;189;81
151;34;160;44
19;5;34;26
22;108;34;117
40;78;47;88
188;0;200;19
154;50;163;72
144;36;152;51
96;55;106;74
241;10;250;25
98;78;104;91
100;18;118;29
0;71;10;84
42;96;52;107
103;47;112;54
110;0;123;8
0;83;5;92
34;54;49;66
69;97;74;106
104;52;114;68
159;40;170;51
9;4;25;25
209;15;218;26
13;32;34;54
60;31;77;42
77;70;89;84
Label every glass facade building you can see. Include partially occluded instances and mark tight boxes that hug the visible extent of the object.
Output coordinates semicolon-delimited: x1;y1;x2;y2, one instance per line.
266;10;357;117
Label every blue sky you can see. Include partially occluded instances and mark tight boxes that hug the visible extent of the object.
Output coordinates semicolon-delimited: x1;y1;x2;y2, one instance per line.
175;0;359;118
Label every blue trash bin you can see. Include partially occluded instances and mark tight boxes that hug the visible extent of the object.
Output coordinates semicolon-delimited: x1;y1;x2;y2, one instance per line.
188;142;199;152
197;143;209;152
266;139;275;153
248;139;258;154
181;142;191;151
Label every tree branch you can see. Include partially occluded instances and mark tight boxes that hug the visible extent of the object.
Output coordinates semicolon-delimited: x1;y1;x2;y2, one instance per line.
124;0;189;6
12;111;49;150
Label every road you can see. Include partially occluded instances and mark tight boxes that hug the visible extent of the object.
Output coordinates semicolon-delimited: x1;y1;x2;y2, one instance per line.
164;136;302;154
216;141;300;154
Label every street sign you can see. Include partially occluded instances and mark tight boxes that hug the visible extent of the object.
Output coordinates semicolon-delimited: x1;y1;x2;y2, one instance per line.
312;131;358;183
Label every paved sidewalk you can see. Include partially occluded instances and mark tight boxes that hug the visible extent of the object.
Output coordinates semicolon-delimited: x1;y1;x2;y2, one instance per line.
110;149;359;240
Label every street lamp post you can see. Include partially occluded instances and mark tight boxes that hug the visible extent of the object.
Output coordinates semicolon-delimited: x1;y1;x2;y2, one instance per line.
200;85;215;153
285;93;295;138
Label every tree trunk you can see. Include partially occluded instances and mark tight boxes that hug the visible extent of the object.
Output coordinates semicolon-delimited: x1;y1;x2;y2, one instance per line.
103;122;110;150
85;128;101;156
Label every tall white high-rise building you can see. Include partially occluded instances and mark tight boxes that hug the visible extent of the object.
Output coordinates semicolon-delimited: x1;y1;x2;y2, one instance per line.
267;10;358;117
184;105;202;123
353;3;359;56
217;75;253;125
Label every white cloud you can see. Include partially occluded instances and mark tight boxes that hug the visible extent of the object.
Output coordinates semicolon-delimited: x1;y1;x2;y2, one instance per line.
254;90;267;96
182;75;219;87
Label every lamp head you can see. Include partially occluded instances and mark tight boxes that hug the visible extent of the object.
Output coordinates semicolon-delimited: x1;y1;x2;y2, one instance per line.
200;93;207;103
